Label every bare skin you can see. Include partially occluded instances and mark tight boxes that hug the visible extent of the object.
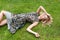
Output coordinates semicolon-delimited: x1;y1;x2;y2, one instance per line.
0;11;7;26
0;6;48;38
26;6;48;37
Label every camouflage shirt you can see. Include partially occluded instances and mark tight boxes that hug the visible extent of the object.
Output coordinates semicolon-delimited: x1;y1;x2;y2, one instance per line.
9;12;39;34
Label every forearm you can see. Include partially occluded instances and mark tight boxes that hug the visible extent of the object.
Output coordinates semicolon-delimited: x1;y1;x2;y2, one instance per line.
26;22;38;34
0;19;7;26
36;6;47;14
40;6;47;13
26;22;40;37
27;28;37;35
27;25;37;34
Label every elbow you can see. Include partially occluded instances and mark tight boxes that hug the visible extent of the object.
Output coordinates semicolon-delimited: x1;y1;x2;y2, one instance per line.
26;28;30;31
40;6;43;8
1;10;5;13
1;10;6;14
40;6;43;7
26;28;29;31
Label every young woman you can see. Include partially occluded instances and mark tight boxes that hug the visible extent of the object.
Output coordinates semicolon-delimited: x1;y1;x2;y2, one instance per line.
0;6;53;37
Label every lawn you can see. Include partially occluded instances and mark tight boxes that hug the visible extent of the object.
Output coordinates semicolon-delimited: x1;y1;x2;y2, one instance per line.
0;0;60;40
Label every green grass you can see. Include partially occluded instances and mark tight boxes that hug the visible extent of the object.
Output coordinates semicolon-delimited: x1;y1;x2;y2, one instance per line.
0;0;60;40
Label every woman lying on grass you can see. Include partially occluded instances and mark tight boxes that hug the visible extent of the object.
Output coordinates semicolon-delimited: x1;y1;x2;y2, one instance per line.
0;6;53;37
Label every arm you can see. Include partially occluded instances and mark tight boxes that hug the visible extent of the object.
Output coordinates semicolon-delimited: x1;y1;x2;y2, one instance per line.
0;19;7;26
0;10;7;26
26;22;40;37
0;10;6;15
36;6;47;14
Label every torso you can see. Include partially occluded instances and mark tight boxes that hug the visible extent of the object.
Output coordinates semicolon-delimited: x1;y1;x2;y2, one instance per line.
10;12;39;30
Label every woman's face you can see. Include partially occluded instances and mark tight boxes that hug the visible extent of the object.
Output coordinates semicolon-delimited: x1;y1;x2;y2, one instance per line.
39;13;48;20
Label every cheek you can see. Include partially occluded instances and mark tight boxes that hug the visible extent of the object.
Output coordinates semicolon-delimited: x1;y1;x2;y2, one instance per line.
40;16;44;19
39;16;42;19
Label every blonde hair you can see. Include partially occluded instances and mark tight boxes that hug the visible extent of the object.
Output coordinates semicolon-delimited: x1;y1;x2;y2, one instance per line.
41;12;53;26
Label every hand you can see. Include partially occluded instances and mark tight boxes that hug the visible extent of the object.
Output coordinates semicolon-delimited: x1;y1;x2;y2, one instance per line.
34;33;40;38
